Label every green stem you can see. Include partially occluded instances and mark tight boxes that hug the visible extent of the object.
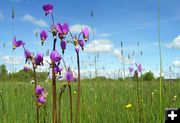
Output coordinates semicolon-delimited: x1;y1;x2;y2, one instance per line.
75;52;81;123
136;78;141;123
68;84;73;123
32;63;39;123
157;0;163;122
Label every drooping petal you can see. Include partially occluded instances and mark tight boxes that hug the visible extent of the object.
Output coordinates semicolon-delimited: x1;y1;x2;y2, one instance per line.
43;3;53;15
24;49;32;60
36;85;44;95
82;27;89;41
61;40;66;50
50;50;61;62
65;71;73;82
37;96;46;104
62;23;69;35
35;52;44;66
78;40;84;47
40;31;47;45
56;23;63;34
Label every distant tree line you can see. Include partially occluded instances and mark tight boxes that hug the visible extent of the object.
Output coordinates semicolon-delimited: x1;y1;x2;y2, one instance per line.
0;64;47;82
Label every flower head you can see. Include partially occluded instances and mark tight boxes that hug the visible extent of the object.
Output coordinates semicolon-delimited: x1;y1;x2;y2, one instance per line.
24;49;33;60
50;50;61;63
36;85;44;95
40;31;47;45
54;65;63;75
65;70;74;82
60;40;66;54
82;27;89;41
12;37;25;49
135;63;142;72
129;67;134;73
43;3;53;16
37;96;46;105
35;52;43;66
56;23;69;39
23;65;29;72
78;40;84;50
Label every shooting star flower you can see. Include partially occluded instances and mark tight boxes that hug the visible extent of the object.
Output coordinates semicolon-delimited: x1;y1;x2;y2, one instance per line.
82;27;89;41
12;37;25;49
43;3;53;16
40;30;47;45
50;50;61;63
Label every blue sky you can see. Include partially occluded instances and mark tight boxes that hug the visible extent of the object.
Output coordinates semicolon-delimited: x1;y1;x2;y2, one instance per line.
0;0;180;78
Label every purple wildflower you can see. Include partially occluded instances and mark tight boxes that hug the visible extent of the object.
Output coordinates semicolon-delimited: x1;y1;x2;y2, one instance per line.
23;66;29;72
135;63;142;73
12;37;25;49
65;70;73;82
35;52;44;66
43;3;53;16
40;31;47;45
54;65;63;75
24;49;32;60
78;40;84;50
82;27;89;41
50;50;61;63
36;85;44;95
56;23;69;39
129;67;134;73
60;40;66;54
37;96;46;104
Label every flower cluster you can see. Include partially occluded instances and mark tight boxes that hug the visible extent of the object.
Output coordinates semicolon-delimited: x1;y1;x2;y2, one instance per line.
36;85;47;105
128;63;142;77
41;3;89;55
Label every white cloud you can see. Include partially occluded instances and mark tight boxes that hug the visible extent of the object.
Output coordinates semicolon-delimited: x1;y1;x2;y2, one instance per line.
22;14;48;27
84;39;113;53
1;55;23;65
172;60;180;68
70;24;92;33
0;11;4;20
166;35;180;49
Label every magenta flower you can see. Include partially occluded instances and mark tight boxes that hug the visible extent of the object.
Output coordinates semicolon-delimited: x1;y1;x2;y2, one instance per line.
82;27;89;41
43;3;53;16
23;66;29;72
50;50;61;62
12;37;25;49
60;40;66;54
37;96;46;104
24;49;33;60
78;40;84;50
54;65;63;75
135;63;142;72
40;31;47;45
35;52;44;66
36;85;44;95
56;23;69;39
129;67;134;73
65;71;73;82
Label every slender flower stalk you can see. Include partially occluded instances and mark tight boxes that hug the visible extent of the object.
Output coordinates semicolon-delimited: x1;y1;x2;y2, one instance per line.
75;51;81;123
157;0;163;122
68;84;72;123
32;62;40;123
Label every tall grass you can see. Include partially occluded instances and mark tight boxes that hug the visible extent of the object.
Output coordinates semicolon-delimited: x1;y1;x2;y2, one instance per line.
0;79;179;123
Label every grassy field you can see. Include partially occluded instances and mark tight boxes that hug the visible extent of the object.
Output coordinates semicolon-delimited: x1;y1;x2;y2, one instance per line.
0;78;179;123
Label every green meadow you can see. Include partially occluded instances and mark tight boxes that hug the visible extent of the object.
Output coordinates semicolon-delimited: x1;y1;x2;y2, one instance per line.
0;78;179;123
